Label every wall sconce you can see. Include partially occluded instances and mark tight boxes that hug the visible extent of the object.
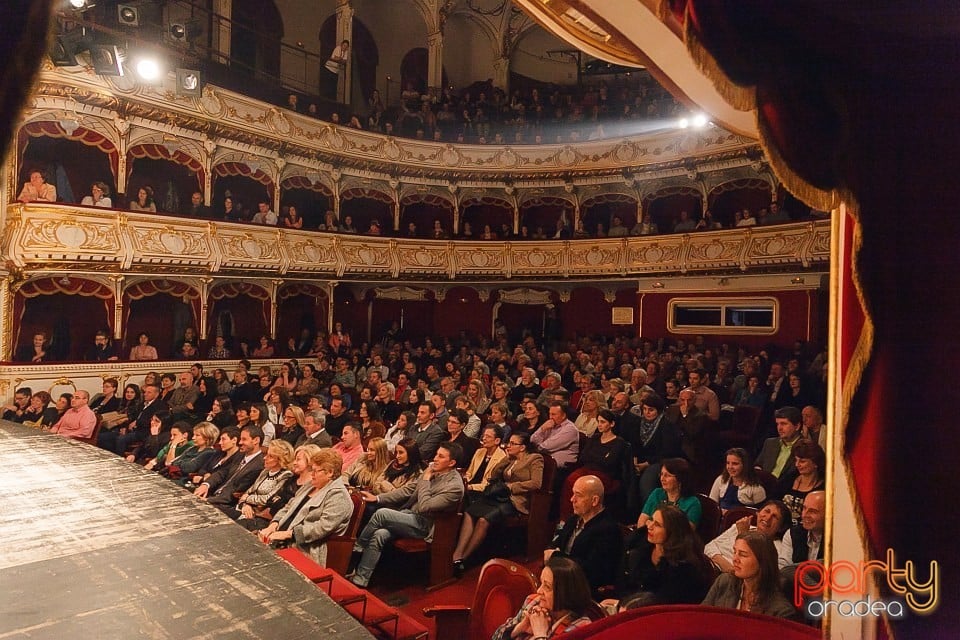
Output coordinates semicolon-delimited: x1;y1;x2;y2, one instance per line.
791;276;805;284
651;281;665;289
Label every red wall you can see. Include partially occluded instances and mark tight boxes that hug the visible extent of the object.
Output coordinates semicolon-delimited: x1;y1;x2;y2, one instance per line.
638;289;822;350
559;287;637;340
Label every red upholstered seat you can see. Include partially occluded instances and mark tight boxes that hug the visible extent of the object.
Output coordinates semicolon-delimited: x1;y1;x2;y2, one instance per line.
424;558;538;640
720;506;758;532
562;604;819;640
392;538;428;553
696;493;723;542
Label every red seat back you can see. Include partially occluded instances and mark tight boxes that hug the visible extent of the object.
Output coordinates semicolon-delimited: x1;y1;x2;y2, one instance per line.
562;604;819;640
720;506;758;532
696;493;722;544
471;559;538;640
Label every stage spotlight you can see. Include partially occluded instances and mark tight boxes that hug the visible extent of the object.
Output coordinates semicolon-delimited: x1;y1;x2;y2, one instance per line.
692;113;708;128
117;1;160;28
176;68;202;97
50;28;89;66
89;44;124;76
170;19;202;42
68;0;90;8
677;117;689;129
118;4;140;25
135;57;162;83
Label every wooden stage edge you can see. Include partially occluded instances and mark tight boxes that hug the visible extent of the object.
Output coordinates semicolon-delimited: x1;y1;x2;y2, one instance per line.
0;421;373;639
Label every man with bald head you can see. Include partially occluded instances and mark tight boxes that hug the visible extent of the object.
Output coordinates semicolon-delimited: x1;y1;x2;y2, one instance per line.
778;490;826;569
50;390;96;439
545;474;622;596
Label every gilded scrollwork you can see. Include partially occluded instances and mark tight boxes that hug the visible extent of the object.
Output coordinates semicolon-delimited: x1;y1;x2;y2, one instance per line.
130;227;211;258
568;244;622;272
21;218;120;252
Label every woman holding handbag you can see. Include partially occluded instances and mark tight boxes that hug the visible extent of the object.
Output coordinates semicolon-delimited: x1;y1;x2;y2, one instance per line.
451;430;543;576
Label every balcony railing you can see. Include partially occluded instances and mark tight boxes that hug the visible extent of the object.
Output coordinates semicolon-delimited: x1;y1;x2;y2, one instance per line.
5;204;829;281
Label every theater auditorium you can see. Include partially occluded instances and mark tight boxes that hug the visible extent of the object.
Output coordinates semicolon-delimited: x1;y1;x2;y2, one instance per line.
0;2;954;639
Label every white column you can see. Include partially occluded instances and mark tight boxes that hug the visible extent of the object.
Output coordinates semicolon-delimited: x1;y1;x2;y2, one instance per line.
492;56;510;94
335;1;354;103
427;30;444;96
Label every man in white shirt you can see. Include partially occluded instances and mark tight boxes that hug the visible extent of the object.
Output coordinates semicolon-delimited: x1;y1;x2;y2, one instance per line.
323;39;349;100
251;200;277;225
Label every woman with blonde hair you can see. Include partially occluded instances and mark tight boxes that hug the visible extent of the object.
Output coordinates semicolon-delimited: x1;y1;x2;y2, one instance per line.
229;439;295;522
257;448;354;566
344;437;392;494
574;389;605;437
465;379;490;415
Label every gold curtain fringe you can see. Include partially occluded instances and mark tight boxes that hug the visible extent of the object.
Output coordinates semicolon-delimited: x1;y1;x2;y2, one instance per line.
666;0;890;633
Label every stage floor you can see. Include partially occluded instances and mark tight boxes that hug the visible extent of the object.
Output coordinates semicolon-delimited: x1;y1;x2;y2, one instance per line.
0;422;372;639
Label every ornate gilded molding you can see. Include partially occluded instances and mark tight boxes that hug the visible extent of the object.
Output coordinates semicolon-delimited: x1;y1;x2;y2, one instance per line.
28;66;761;183
5;204;829;282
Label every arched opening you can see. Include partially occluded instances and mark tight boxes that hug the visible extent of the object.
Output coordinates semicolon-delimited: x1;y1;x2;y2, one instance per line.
400;194;455;238
581;194;640;235
644;188;703;234
124;282;200;358
280;177;333;230
13;278;113;362
277;284;328;355
400;47;429;97
212;163;275;219
18;125;116;204
461;198;515;239
340;187;393;234
372;297;434;344
208;282;270;351
708;179;774;227
232;0;283;83
127;146;203;214
519;197;574;239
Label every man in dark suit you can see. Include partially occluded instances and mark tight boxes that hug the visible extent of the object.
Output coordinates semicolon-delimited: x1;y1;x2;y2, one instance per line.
110;383;167;455
197;424;265;508
665;389;712;492
755;406;803;481
545;475;623;597
295;411;331;448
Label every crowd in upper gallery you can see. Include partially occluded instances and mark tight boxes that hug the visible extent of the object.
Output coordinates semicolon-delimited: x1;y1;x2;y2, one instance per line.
287;74;688;145
17;168;822;241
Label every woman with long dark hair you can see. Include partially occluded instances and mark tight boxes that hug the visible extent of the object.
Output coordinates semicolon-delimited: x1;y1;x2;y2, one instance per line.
492;555;593;639
614;504;713;610
708;447;766;513
702;531;796;617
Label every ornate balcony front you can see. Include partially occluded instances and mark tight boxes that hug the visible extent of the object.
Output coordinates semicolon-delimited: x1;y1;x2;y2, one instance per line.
4;204;829;282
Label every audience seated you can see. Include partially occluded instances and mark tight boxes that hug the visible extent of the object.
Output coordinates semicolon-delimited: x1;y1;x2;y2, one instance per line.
773;441;826;526
545;475;622;597
636;458;702;528
194;424;264;506
614;504;713;611
492;555;594;640
348;441;465;587
453;430;543;573
12;318;834;621
257;448;354;567
18;170;56;203
708;448;767;513
343;436;392;493
222;439;295;520
49;389;96;439
702;531;796;618
704;500;790;573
